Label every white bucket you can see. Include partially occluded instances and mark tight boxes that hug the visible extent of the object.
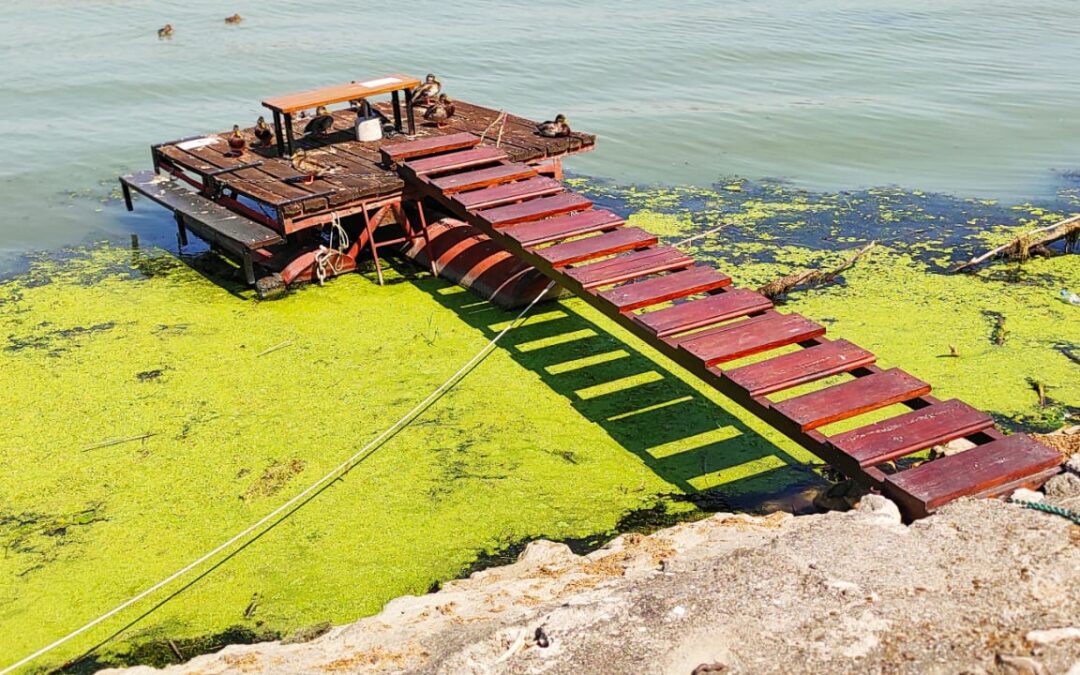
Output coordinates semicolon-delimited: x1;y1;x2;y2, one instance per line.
355;116;382;142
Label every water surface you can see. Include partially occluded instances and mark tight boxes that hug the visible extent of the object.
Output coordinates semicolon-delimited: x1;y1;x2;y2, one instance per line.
1;0;1079;267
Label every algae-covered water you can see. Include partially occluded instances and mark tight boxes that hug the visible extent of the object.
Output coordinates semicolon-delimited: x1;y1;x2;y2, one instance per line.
2;0;1080;671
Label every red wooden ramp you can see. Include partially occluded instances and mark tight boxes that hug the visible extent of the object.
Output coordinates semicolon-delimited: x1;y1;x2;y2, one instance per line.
390;133;1063;519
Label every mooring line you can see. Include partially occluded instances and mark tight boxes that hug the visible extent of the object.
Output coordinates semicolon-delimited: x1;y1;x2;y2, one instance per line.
0;280;557;675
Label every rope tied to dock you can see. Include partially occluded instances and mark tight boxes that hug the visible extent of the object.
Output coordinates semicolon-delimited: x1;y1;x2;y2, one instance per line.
314;212;349;285
0;279;557;675
479;111;508;147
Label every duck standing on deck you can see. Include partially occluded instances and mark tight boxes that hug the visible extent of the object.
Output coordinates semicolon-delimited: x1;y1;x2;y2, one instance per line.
288;150;334;184
424;94;456;130
225;125;246;157
412;74;441;107
303;106;335;136
537;114;571;138
254;116;274;147
157;24;174;38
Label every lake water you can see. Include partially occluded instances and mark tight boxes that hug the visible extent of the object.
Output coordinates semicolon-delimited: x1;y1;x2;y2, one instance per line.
1;0;1079;267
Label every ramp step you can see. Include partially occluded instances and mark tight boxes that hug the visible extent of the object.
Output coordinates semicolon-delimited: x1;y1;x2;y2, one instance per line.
478;193;593;227
885;434;1062;512
381;132;480;165
723;339;875;397
405;147;507;176
634;289;773;338
504;210;624;246
676;312;825;366
455;177;564;210
598;266;731;312
564;247;693;289
535;228;659;267
830;399;994;467
431;163;538;193
773;368;931;431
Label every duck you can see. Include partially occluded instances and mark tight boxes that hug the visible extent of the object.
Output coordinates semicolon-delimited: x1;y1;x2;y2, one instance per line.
423;94;456;129
253;116;274;147
225;125;246;157
287;150;334;184
537;114;571;138
412;74;441;107
303;106;334;136
224;13;243;24
157;24;174;38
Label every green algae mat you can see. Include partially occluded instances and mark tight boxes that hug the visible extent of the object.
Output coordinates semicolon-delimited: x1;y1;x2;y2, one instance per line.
2;179;1078;671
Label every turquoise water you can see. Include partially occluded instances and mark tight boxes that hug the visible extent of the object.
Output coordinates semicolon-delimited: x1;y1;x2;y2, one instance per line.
1;0;1079;266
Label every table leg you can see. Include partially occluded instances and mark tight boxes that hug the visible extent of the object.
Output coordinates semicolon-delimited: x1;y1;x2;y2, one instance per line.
405;88;416;135
272;110;285;157
391;90;403;133
284;113;296;157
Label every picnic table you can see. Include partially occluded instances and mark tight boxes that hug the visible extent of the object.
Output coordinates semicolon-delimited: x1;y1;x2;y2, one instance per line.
262;74;422;156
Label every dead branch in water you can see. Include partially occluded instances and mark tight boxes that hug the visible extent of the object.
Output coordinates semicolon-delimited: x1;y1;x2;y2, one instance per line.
952;214;1080;272
81;432;156;452
758;241;877;299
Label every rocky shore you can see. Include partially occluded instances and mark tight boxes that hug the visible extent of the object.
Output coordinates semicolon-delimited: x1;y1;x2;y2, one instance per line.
112;455;1080;675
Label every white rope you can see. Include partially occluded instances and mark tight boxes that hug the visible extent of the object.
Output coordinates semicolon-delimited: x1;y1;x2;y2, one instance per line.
314;212;350;285
0;280;557;675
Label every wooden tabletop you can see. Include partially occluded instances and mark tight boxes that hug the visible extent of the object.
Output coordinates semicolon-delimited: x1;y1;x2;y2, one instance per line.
262;74;421;114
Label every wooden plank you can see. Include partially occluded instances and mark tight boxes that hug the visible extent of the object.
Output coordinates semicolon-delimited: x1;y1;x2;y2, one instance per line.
534;227;658;267
404;147;508;176
454;177;564;210
477;193;593;227
263;74;421;114
634;289;774;338
830;399;995;467
676;312;826;366
503;210;624;246
723;339;875;397
431;163;539;193
772;368;932;431
885;434;1062;512
597;266;731;312
381;132;480;164
121;171;282;249
565;247;694;289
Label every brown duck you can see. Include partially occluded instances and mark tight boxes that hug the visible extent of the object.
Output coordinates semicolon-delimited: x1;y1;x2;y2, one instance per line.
423;94;456;130
537;114;571;138
225;14;243;24
254;116;274;147
226;125;246;157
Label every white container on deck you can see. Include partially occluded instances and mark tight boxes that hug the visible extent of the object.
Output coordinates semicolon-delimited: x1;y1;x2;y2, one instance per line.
355;116;382;142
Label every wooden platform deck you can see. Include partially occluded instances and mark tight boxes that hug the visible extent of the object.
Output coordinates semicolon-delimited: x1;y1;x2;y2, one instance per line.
391;133;1064;519
153;100;595;233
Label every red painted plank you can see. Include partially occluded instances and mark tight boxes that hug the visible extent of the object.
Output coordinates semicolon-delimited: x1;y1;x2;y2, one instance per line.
405;147;507;176
454;177;564;210
430;163;538;193
564;247;693;289
503;210;624;246
885;434;1062;511
534;228;658;267
772;368;931;431
478;193;593;227
634;288;773;338
830;399;995;467
597;266;731;312
381;132;480;164
676;312;825;366
723;339;875;397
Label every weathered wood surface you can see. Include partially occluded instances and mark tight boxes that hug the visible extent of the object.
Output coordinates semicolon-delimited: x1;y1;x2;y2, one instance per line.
153;100;597;224
121;171;282;250
392;132;1064;518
